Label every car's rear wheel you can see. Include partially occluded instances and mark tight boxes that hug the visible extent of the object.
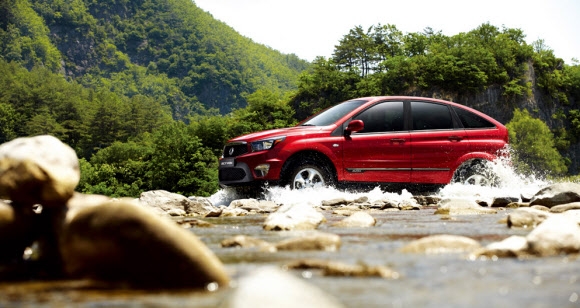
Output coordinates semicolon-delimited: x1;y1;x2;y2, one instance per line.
453;161;499;187
289;161;335;189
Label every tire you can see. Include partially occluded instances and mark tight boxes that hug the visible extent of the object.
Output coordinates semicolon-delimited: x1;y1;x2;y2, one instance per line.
289;162;335;189
453;161;499;187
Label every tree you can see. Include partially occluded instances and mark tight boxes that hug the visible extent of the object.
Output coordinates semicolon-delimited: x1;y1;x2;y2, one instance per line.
506;109;567;176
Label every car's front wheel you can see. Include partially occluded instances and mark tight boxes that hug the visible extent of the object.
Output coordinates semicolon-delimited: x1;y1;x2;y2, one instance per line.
453;161;499;187
289;163;335;189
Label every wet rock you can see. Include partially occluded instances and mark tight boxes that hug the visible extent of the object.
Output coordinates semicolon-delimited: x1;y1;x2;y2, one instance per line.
0;135;80;208
398;199;421;210
526;215;580;256
507;208;551;228
220;266;344;308
331;212;376;228
332;209;355;216
285;259;399;279
399;234;482;254
221;235;275;252
490;197;519;207
263;204;326;231
472;235;529;258
228;198;279;213
176;218;215;228
550;202;580;213
220;207;248;217
275;232;341;251
59;199;229;289
413;196;441;206
435;198;497;215
529;182;580;208
139;190;216;217
321;198;348;207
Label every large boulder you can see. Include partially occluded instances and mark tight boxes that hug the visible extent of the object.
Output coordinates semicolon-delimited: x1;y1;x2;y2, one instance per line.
529;183;580;208
0;135;79;208
526;215;580;257
59;199;230;289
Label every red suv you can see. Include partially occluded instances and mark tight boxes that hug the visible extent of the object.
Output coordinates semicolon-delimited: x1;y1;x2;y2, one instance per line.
219;96;508;190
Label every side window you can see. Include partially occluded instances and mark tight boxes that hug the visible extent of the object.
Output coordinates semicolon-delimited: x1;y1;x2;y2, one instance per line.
353;102;404;133
452;106;495;129
411;101;453;131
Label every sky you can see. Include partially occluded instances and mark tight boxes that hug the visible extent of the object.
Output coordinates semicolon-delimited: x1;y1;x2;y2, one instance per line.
193;0;579;64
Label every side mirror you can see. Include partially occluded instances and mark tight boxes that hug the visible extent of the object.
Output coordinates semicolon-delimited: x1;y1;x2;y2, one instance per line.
345;120;364;135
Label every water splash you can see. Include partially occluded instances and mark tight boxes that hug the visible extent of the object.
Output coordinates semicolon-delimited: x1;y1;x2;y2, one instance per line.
210;146;552;207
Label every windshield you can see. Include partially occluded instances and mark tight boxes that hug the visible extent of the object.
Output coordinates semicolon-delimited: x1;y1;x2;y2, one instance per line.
301;100;368;126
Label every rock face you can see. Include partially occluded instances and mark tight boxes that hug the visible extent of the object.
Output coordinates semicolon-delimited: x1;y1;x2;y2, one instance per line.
529;183;580;208
60;199;230;288
0;135;80;207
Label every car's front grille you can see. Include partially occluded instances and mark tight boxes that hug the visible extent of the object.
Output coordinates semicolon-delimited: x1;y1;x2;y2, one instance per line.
223;143;248;158
219;168;247;181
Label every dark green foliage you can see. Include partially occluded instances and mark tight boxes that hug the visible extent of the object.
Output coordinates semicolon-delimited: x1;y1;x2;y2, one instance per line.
506;109;568;176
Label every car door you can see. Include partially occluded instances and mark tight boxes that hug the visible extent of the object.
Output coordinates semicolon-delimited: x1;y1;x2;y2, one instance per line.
409;101;470;183
342;101;411;183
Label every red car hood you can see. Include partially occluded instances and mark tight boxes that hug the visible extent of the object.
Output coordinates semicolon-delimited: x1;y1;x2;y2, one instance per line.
228;125;330;142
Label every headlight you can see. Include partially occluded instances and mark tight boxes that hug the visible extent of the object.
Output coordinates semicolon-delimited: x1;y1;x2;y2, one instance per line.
251;136;286;152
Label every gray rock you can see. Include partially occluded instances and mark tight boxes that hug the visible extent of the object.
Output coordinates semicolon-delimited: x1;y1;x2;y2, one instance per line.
399;234;482;254
321;198;348;207
332;212;376;228
490;197;520;207
526;215;580;256
263;204;326;231
529;183;580;208
0;135;80;208
507;208;551;228
220;266;344;308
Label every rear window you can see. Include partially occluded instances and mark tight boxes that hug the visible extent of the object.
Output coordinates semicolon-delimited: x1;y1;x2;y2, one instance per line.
452;106;495;129
411;101;453;130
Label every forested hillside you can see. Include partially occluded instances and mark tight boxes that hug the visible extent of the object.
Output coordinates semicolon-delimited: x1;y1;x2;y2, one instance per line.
1;0;579;198
1;0;308;116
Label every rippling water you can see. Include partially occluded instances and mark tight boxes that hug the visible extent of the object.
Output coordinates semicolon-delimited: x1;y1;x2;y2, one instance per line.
3;157;579;307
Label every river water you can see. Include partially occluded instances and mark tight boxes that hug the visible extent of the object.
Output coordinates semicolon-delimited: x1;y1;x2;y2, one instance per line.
1;159;579;307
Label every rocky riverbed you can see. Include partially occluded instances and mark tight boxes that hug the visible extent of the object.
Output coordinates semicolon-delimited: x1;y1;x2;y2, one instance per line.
0;135;579;307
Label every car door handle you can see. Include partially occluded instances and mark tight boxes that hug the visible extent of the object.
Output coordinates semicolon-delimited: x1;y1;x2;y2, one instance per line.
390;138;406;144
448;136;463;142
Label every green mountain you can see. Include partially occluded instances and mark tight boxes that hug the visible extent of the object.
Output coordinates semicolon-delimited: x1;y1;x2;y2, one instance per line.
1;0;309;116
